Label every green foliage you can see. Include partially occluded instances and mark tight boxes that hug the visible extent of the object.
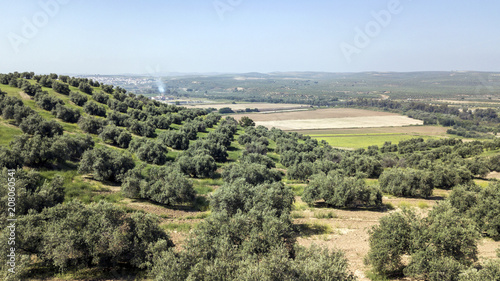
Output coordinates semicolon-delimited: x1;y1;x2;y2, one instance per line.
78;82;93;94
0;168;64;217
211;179;294;217
129;138;168;164
52;80;70;95
128;120;156;137
83;101;107;117
177;153;217;178
450;182;500;239
52;104;81;123
379;168;434;198
92;91;110;104
240;152;276;168
78;115;106;134
302;171;382;208
69;91;88;106
158;130;189;150
222;163;282;186
78;147;135;182
238;116;255;127
99;125;132;148
140;165;195;205
34;91;64;111
19;113;63;137
0;146;23;169
10;134;68;166
218;107;234;114
0;201;173;275
367;203;480;279
287;162;314;181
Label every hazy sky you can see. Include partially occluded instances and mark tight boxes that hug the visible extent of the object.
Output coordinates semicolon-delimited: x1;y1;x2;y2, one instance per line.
1;0;499;75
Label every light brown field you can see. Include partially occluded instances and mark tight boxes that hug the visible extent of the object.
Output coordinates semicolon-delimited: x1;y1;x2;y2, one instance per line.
231;108;397;121
231;108;423;130
185;102;309;111
255;116;423;130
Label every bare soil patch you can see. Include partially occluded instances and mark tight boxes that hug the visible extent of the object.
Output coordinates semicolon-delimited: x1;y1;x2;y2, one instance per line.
486;171;500;179
18;91;31;100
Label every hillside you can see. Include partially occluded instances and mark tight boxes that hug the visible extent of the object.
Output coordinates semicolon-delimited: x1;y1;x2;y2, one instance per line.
1;71;500;280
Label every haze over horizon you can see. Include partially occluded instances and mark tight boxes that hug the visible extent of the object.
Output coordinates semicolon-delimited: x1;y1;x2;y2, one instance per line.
1;0;500;75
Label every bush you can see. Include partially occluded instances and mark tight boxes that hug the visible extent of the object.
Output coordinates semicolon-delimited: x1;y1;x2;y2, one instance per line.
0;168;64;216
10;134;68;166
450;182;500;240
78;82;93;94
99;125;131;148
222;163;282;186
19;114;63;137
367;203;480;279
0;201;173;274
51;80;70;95
69;91;88;106
211;179;294;217
177;153;217;178
78;115;106;134
240;152;275;168
287;162;314;181
158;130;189;150
140;166;195;205
379;168;434;198
92;91;109;104
302;171;382;208
78;147;135;182
83;101;107;117
128;120;156;137
52;104;80;123
34;91;64;111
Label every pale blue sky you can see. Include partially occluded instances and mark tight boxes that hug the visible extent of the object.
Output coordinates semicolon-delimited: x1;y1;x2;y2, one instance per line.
1;0;499;75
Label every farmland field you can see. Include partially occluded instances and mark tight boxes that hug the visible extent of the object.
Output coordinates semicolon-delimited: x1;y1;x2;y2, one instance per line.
186;102;309;112
311;133;433;149
232;108;423;130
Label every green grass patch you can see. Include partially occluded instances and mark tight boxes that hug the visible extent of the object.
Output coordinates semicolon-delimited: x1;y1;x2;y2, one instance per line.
289;184;305;196
417;202;430;209
161;222;195;232
365;270;390;281
397;201;412;209
296;222;333;236
293;201;309;211
474;179;490;187
0;122;22;146
313;211;338;219
184;212;211;219
291;211;305;219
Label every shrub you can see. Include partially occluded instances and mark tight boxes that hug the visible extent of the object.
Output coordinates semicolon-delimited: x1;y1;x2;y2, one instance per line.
99;125;131;148
52;104;80;123
302;171;382;208
140;166;195;205
69;91;88;106
78;115;106;134
379;168;434;198
222;163;282;186
78;147;135;182
83;101;106;117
